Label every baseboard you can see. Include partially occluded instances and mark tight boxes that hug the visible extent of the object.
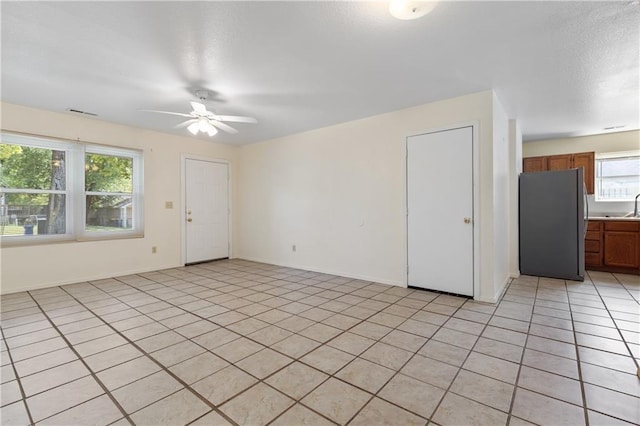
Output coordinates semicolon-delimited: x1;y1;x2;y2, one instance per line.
237;256;405;288
509;271;520;278
0;262;183;296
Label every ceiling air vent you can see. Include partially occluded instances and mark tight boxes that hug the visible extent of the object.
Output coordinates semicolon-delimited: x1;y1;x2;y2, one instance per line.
65;108;98;117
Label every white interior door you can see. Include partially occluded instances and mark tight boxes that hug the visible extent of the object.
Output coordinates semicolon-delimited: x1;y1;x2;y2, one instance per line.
407;126;474;296
185;159;229;264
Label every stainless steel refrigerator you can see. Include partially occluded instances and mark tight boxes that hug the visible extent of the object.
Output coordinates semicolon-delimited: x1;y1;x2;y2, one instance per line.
519;168;586;281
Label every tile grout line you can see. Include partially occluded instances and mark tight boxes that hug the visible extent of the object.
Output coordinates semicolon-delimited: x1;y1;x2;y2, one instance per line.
416;279;522;425
505;275;540;425
104;268;470;425
86;270;372;424
588;271;640;371
24;290;135;426
24;268;549;424
56;285;241;426
0;325;36;425
4;261;636;426
565;277;591;426
104;270;426;424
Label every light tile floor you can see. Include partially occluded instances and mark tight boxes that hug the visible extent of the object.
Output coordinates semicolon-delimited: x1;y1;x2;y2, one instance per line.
1;260;639;425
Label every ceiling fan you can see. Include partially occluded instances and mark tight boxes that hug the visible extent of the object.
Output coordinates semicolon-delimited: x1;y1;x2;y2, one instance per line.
142;90;257;137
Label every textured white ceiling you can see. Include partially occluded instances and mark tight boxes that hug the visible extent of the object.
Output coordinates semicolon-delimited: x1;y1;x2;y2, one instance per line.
1;1;638;144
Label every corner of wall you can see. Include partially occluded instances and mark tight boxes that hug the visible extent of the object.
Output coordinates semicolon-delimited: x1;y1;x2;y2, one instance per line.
508;119;523;278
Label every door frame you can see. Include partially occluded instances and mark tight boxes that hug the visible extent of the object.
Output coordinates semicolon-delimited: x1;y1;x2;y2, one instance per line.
181;154;232;266
404;122;480;298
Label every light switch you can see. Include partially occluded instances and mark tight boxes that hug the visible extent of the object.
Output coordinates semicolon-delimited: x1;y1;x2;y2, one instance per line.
165;201;173;209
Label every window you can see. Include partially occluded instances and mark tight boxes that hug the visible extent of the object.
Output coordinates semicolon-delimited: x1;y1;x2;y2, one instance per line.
0;132;143;243
595;152;640;202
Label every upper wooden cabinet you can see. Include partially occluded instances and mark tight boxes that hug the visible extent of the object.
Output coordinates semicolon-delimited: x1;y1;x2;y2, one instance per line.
572;152;595;194
522;151;594;194
547;154;572;171
522;157;547;173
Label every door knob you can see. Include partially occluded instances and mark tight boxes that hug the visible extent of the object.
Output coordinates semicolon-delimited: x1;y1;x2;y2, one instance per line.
187;218;192;222
464;217;471;224
187;210;192;215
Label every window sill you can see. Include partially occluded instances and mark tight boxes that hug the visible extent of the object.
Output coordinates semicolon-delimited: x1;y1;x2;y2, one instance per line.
1;232;144;248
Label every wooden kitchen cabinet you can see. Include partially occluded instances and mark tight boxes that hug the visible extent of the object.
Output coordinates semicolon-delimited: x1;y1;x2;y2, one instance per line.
522;151;595;194
523;156;547;173
547;154;573;171
587;220;640;274
585;221;603;267
572;152;595;194
603;221;640;269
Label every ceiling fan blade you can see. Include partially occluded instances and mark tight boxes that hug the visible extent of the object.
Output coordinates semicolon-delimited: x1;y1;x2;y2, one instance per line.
209;120;239;134
215;115;258;124
190;102;208;115
175;119;198;129
139;109;193;118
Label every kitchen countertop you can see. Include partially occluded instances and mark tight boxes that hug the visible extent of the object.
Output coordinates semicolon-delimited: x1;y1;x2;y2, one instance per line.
588;216;640;221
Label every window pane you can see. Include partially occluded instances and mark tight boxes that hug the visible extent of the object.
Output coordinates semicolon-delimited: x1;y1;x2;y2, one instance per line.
0;193;66;236
86;195;133;231
596;155;640;201
0;144;66;190
598;176;640;200
599;157;640;178
85;153;133;193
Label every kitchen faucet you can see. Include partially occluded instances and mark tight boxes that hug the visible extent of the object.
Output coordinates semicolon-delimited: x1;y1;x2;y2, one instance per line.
635;193;640;217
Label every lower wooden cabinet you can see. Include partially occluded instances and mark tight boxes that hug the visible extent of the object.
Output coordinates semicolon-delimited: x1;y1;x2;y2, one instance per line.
603;222;640;269
587;220;640;274
585;221;603;268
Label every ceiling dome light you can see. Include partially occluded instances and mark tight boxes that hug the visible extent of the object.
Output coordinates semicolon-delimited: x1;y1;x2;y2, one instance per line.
389;1;437;20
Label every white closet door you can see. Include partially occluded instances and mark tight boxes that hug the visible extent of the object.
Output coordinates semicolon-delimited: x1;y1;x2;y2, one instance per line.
407;126;474;296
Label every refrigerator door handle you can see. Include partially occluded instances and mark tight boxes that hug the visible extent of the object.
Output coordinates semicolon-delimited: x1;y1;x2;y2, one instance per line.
583;181;589;238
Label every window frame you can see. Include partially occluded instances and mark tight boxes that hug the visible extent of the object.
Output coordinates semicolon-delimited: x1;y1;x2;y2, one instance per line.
1;132;144;246
79;145;144;241
594;150;640;202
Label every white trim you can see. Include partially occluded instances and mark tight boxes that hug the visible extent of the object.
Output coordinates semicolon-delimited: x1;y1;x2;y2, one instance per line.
403;121;481;299
596;150;640;159
1;132;74;150
0;189;67;195
0;262;183;295
181;154;232;266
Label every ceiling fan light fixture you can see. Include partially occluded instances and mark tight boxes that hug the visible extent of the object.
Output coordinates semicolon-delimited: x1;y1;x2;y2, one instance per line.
389;0;438;20
198;118;210;132
187;122;200;135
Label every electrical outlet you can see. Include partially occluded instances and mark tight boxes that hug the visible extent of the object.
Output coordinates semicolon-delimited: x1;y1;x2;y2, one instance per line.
292;244;296;252
152;246;157;254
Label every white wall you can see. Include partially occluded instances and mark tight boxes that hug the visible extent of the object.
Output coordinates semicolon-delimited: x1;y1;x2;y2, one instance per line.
523;130;639;157
508;120;523;278
237;90;506;302
3;91;514;302
523;130;639;214
491;94;510;300
0;102;238;294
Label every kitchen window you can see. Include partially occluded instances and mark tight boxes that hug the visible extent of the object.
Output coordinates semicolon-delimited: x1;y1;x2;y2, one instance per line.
0;132;143;244
595;152;640;202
